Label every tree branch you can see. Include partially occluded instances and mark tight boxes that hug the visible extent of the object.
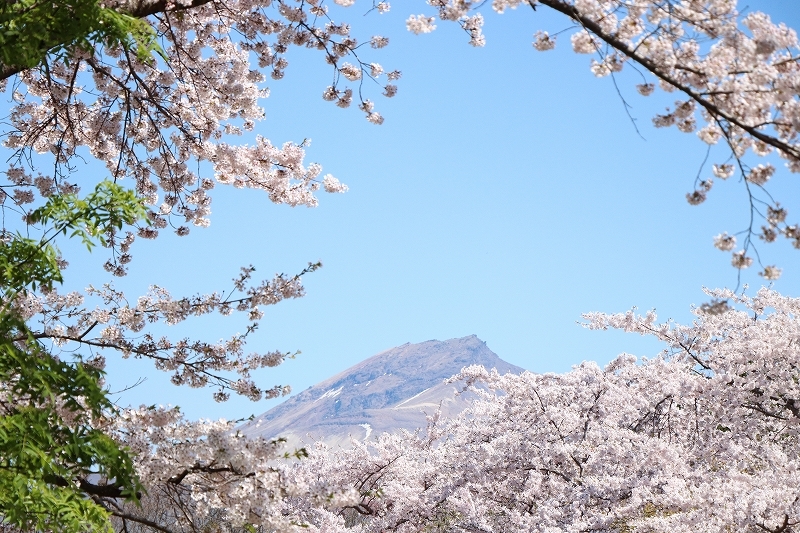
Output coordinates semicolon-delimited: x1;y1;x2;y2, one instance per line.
44;474;140;499
109;510;175;533
0;0;216;82
538;0;800;161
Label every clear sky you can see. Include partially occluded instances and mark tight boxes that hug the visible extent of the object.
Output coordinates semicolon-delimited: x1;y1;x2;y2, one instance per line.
13;1;800;421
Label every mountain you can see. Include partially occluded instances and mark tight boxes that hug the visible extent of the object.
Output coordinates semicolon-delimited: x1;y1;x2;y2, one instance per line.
240;335;525;449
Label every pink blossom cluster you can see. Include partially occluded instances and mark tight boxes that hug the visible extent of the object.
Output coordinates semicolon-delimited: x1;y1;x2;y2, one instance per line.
11;263;318;402
1;0;397;274
107;405;337;530
406;0;800;276
14;286;800;532
2;0;800;529
281;288;800;531
0;2;400;526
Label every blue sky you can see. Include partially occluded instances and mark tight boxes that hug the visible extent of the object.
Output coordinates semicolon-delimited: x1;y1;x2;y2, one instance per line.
15;1;800;421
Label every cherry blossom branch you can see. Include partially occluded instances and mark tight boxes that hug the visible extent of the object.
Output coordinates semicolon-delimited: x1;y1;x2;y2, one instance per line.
590;35;800;161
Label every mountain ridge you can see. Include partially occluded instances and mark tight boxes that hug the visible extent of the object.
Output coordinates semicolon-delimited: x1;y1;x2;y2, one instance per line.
240;335;525;448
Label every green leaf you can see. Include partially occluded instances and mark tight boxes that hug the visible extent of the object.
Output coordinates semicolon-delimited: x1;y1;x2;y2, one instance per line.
0;0;164;70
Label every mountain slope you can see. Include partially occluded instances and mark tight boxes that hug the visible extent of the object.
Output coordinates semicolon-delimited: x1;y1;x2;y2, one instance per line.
240;335;524;448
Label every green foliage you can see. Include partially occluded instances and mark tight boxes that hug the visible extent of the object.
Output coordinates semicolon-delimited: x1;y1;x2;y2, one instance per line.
28;180;148;251
0;313;143;532
0;0;163;70
0;0;155;525
0;235;62;292
0;1;156;529
0;180;147;293
0;414;117;533
0;182;147;531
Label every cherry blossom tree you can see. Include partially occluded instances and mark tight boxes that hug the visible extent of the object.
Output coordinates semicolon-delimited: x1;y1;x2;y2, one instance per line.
410;0;800;280
1;0;385;528
3;0;800;531
286;287;800;532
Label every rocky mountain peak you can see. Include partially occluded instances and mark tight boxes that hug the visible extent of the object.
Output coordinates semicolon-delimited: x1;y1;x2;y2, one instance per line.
240;335;524;448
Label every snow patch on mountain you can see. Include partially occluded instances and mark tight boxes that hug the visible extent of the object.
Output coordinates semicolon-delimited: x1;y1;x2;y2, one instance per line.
240;335;525;449
315;386;344;402
393;387;431;409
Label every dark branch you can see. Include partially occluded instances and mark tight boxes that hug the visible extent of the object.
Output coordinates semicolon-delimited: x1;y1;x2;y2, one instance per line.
538;0;800;161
